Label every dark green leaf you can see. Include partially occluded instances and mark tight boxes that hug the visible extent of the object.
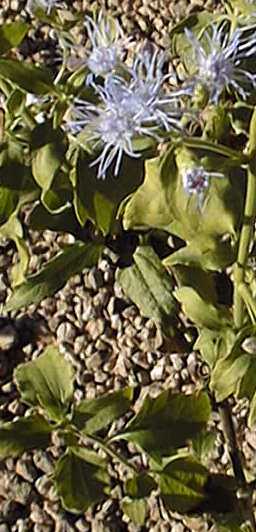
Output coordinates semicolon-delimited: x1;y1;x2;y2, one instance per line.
15;345;75;422
54;446;110;513
73;150;144;228
158;457;208;513
112;390;211;457
29;203;81;236
117;245;177;338
0;59;58;95
0;22;29;55
72;388;133;435
125;473;157;498
0;414;52;458
5;241;103;311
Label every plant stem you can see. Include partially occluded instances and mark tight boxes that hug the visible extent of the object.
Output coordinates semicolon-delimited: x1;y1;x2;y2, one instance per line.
76;429;138;474
238;283;256;324
182;137;249;164
233;111;256;329
219;400;256;531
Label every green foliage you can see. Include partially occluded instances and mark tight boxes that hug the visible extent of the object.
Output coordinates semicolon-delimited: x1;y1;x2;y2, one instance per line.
0;22;29;55
15;346;75;422
2;4;256;529
54;447;110;513
0;415;53;458
111;390;211;458
5;241;103;311
117;245;177;338
72;388;134;434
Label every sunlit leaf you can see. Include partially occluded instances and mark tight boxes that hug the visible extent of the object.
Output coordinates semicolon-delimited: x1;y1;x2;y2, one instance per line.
15;345;75;422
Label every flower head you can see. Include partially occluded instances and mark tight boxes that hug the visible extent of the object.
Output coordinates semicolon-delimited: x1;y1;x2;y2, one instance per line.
27;0;65;14
186;22;256;102
67;47;189;178
182;166;224;208
85;11;132;79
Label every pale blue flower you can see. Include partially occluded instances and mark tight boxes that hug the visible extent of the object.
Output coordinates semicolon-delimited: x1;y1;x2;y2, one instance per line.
27;0;65;14
186;22;256;102
182;166;224;208
68;47;189;178
85;11;132;79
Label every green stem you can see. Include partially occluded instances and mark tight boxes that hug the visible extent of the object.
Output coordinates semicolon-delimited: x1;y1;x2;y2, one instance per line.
234;166;256;329
182;137;249;164
238;283;256;324
219;401;256;532
76;429;138;474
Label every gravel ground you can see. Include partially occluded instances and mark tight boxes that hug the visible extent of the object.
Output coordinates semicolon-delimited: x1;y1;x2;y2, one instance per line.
1;0;256;531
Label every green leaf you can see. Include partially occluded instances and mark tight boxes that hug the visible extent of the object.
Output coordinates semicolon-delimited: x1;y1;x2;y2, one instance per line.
117;245;177;338
29;203;81;236
0;59;58;95
14;345;75;422
194;327;235;368
0;186;18;225
72;388;134;435
125;473;157;498
174;286;230;330
121;498;147;526
0;414;52;458
72;150;144;228
123;146;244;243
158;459;238;515
0;22;29;55
5;241;103;311
192;431;217;464
158;457;208;513
32;123;67;194
164;234;235;271
54;446;110;513
112;390;211;458
0;215;29;287
210;351;251;402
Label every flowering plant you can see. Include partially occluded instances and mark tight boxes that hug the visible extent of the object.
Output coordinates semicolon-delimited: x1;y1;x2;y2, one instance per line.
1;1;256;529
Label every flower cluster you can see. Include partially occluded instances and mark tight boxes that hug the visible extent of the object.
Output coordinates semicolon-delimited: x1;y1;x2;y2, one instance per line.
66;11;256;197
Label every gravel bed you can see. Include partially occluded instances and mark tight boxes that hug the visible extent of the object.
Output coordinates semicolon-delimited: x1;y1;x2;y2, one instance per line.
0;0;255;531
1;227;255;531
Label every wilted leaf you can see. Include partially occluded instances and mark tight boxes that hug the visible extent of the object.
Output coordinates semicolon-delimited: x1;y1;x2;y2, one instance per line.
0;414;52;458
117;245;177;338
15;345;75;422
72;388;134;435
5;241;103;311
111;390;211;457
54;446;110;513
